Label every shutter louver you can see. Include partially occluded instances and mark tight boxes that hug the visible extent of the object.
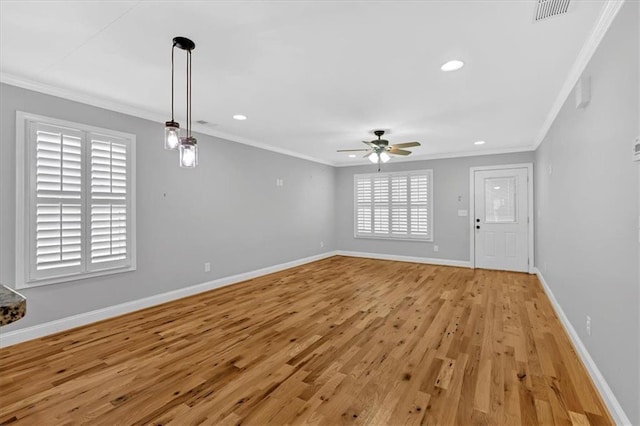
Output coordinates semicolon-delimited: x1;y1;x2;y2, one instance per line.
91;138;127;200
391;176;408;235
356;177;373;234
36;129;82;198
410;174;429;238
90;135;128;266
91;205;127;263
36;203;82;270
34;124;83;274
357;207;372;233
373;176;389;235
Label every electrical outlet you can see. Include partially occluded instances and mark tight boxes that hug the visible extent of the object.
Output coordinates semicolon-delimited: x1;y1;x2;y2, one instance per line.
204;262;211;273
548;164;553;175
586;315;591;336
433;245;439;252
320;241;324;248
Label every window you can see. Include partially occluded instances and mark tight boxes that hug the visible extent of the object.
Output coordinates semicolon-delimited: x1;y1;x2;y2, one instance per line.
354;170;433;241
16;112;136;288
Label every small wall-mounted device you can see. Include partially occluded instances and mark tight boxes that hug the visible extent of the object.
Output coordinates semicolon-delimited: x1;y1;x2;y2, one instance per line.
634;137;640;162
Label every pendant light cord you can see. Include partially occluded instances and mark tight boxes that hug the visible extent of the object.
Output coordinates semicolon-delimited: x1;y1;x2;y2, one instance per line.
186;49;191;138
170;43;175;122
188;49;192;138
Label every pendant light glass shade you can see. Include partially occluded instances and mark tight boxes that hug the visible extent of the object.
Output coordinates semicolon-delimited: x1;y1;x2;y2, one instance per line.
368;152;379;163
164;121;180;150
179;137;198;168
380;151;390;163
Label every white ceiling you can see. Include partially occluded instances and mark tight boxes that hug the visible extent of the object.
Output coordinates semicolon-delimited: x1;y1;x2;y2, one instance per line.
0;0;607;166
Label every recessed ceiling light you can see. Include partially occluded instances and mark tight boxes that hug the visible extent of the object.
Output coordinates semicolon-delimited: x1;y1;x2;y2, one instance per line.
348;154;356;158
474;140;485;145
494;186;501;190
441;60;464;72
233;114;247;121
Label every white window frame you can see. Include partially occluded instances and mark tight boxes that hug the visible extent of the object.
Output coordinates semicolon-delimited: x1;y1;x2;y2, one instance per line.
353;169;434;242
15;112;137;289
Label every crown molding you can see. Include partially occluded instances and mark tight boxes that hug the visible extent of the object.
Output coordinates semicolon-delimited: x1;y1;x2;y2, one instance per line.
532;0;625;149
333;145;535;167
0;73;334;167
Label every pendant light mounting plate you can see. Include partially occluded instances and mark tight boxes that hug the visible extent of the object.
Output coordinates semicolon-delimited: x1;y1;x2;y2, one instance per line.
173;36;195;51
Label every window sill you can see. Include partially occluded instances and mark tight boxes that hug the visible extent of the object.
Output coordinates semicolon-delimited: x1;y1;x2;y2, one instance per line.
354;235;433;243
17;264;136;290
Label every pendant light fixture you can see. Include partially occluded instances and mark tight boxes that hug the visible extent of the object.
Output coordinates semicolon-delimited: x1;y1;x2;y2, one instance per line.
164;36;198;168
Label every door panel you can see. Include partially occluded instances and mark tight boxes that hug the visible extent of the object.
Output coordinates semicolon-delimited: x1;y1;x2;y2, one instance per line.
474;167;528;272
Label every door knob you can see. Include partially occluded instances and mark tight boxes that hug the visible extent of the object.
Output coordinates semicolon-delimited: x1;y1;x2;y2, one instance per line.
476;218;480;223
476;225;480;229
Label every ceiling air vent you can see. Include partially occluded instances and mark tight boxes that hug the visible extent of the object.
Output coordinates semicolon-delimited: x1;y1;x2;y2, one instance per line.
534;0;571;21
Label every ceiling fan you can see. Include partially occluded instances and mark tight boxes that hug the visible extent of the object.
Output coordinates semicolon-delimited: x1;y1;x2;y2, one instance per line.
337;130;421;171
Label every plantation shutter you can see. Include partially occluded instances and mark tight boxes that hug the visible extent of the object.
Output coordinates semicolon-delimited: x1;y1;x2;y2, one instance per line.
20;113;135;287
354;170;432;241
90;134;129;266
355;176;372;234
410;174;430;239
391;175;408;236
372;175;389;234
32;123;84;278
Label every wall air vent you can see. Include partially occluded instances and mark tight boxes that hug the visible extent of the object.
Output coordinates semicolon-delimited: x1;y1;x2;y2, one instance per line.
534;0;571;21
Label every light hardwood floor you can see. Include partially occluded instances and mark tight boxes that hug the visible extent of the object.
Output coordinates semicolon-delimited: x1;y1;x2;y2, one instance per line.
0;256;612;425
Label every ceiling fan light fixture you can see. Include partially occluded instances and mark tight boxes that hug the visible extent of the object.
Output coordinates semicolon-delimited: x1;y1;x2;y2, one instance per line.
379;151;391;163
441;59;465;72
368;152;379;163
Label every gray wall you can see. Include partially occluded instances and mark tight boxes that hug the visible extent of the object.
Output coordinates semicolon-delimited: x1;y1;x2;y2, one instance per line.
534;2;639;423
334;151;535;261
0;83;335;332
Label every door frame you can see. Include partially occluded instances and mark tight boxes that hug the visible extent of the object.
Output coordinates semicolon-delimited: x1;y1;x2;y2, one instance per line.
469;163;534;274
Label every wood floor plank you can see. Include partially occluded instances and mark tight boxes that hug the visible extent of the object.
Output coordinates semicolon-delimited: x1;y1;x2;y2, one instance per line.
0;256;613;425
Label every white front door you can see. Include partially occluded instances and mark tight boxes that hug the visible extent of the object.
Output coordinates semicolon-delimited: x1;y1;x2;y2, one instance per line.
474;167;529;272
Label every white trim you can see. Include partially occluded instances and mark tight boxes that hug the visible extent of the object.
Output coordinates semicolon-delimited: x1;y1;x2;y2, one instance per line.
15;112;27;290
1;76;538;167
0;75;333;167
335;146;536;167
469;163;534;273
535;268;632;426
532;1;625;149
0;251;337;347
335;250;471;268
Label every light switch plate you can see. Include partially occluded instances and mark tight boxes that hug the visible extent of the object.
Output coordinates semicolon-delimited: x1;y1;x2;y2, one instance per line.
457;209;468;217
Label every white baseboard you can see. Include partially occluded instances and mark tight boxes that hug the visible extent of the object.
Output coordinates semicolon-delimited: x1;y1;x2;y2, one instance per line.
0;251;338;348
534;268;631;426
335;250;471;268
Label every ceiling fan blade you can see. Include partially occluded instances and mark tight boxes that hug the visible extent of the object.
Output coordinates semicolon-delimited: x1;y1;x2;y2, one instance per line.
362;141;377;148
388;148;412;156
391;142;421;149
337;149;370;152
